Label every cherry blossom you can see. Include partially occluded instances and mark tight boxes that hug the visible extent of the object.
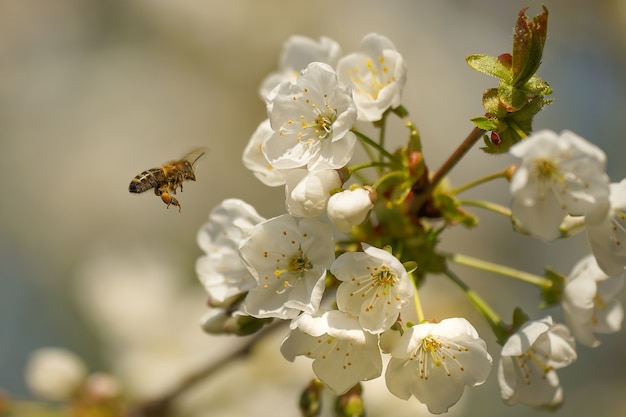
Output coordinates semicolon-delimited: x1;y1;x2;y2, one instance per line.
239;214;334;319
509;129;610;242
385;318;492;414
337;33;407;121
562;255;624;347
263;62;357;171
280;310;382;395
196;199;265;306
331;243;413;334
498;316;576;409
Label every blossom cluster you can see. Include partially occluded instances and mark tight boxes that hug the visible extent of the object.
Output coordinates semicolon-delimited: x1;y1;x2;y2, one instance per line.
9;8;624;417
195;17;624;416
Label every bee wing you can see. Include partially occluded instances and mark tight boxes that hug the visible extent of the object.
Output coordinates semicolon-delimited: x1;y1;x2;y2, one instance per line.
181;147;209;167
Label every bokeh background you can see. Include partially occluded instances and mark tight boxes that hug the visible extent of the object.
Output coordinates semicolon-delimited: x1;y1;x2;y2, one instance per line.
1;0;626;416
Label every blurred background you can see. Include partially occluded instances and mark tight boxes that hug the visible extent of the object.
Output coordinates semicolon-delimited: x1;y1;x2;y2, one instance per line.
1;0;626;416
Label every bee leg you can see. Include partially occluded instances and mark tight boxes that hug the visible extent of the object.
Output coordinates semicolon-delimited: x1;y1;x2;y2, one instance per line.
161;192;181;212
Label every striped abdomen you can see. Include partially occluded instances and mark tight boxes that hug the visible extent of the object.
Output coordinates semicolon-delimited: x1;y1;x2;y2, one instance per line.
129;168;166;193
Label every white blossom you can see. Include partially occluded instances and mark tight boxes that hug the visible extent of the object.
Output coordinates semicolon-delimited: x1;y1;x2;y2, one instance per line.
259;35;342;99
331;243;413;334
562;255;624;347
280;310;382;395
263;62;357;171
585;179;626;276
327;187;375;232
242;119;290;187
509;129;610;242
25;347;87;401
196;199;265;306
285;168;342;217
240;214;334;319
385;318;492;414
498;316;577;409
337;33;407;122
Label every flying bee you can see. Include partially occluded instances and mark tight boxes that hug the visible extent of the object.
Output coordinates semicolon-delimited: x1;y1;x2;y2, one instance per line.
129;147;207;212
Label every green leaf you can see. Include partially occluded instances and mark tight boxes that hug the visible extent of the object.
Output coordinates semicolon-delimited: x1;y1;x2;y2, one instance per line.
511;6;549;87
470;116;497;131
480;88;506;116
466;54;512;82
498;83;531;112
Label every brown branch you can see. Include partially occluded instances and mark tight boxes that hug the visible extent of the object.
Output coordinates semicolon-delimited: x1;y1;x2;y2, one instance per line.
125;322;286;417
407;127;485;216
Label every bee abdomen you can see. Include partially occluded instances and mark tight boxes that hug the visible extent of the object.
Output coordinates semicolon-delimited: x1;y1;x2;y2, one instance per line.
129;168;164;193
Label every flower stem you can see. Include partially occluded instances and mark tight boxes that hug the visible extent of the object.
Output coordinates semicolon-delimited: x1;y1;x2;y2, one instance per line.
444;268;503;331
372;170;406;191
446;252;552;289
507;118;528;139
349;161;395;174
352;128;397;162
451;169;509;194
457;200;512;217
378;111;388;166
410;274;426;323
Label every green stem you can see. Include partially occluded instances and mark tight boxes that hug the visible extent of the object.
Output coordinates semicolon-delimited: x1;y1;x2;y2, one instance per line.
458;200;512;217
378;111;388;168
508;118;528;139
352;129;397;161
349;161;394;174
446;253;552;289
372;170;405;191
444;268;503;330
451;169;509;194
411;273;426;323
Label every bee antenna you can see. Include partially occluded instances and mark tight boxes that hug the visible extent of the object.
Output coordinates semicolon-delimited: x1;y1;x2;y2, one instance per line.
193;151;206;165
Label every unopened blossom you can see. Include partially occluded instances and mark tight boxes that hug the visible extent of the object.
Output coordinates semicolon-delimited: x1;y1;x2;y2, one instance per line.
385;318;492;414
509;129;610;242
25;348;88;401
331;243;413;333
259;35;342;99
263;62;357;171
280;310;382;395
327;187;375;232
585;179;626;276
562;255;624;347
498;316;577;409
285;168;342;217
337;33;407;122
196;199;265;306
243;119;290;187
240;214;334;319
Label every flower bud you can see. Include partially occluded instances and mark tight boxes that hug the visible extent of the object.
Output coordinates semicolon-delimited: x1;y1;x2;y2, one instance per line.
334;384;364;417
299;378;324;417
201;308;271;336
327;187;375;233
25;348;87;401
84;373;121;402
285;169;342;217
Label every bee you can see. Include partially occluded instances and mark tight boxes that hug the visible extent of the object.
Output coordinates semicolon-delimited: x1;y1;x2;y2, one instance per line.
129;147;207;212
